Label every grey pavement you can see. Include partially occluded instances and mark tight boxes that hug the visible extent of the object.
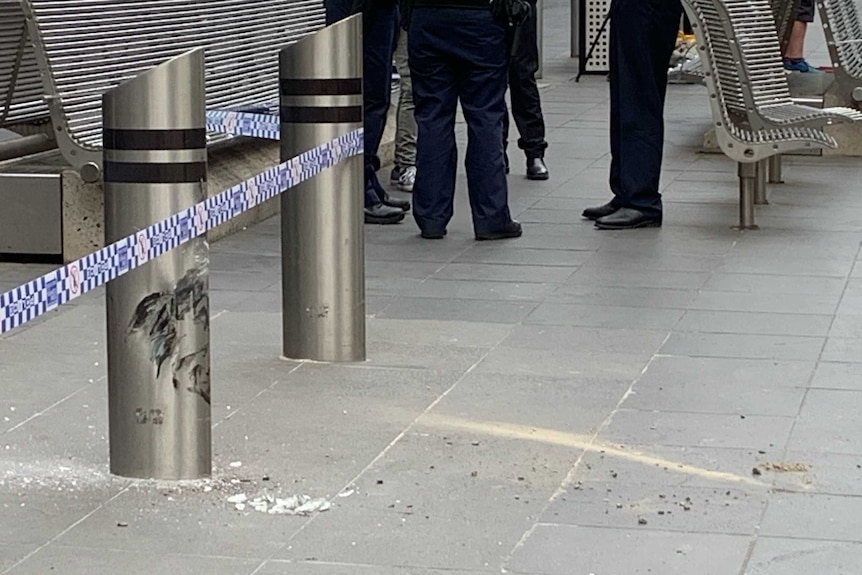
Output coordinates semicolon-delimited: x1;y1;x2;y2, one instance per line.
2;4;862;574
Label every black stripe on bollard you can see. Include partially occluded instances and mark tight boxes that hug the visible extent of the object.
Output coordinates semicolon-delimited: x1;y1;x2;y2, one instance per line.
103;128;207;151
280;106;362;124
103;161;207;184
280;78;362;96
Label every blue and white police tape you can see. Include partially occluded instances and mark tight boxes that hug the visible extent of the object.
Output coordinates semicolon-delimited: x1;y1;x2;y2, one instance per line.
0;127;364;336
206;109;281;140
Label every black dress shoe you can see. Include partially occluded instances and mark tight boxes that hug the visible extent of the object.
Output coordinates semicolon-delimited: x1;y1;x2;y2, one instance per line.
594;207;661;230
381;192;411;212
365;203;405;225
582;201;618;221
420;229;447;240
526;157;549;181
475;220;522;241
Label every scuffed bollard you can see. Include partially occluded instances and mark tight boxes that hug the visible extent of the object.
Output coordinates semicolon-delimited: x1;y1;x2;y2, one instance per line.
102;49;211;479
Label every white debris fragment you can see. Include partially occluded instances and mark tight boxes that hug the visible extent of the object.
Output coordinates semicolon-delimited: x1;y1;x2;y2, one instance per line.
228;491;331;516
229;461;242;468
296;498;330;516
337;488;355;498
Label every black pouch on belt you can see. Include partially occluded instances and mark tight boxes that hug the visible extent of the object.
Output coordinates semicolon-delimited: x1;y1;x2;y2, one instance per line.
489;0;531;28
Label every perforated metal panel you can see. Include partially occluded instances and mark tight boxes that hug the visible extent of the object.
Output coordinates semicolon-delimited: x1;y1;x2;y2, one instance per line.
0;0;49;127
583;0;610;73
22;0;325;149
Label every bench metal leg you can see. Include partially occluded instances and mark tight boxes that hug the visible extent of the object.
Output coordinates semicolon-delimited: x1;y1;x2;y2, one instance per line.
768;154;783;184
755;159;768;205
737;162;759;230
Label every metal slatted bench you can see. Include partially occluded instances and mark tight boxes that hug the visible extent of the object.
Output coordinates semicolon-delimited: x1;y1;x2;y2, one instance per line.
15;0;324;179
0;0;325;259
0;0;51;154
683;0;862;228
670;0;800;84
818;0;862;108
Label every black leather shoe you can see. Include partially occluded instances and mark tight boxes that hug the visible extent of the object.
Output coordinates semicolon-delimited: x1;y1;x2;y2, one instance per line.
594;207;661;230
420;229;447;240
526;157;549;181
582;201;618;221
365;203;405;225
382;192;411;212
475;220;522;241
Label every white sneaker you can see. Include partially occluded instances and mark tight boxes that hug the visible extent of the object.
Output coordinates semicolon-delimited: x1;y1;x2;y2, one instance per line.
398;166;416;193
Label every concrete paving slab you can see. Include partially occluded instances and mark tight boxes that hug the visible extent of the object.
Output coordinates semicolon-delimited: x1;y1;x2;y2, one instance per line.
4;547;260;575
524;302;685;330
760;493;862;542
506;524;751;575
629;358;809;417
745;537;862;575
257;563;497;575
601;409;795;450
687;290;840;316
788;389;862;454
676;310;834;337
541;483;767;536
377;297;539;324
427;371;629;435
660;332;826;361
548;284;698;309
702;272;848;296
278;431;577;572
810;362;862;391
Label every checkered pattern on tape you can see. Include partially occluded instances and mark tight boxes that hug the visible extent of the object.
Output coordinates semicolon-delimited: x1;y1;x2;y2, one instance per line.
206;110;280;140
0;127;364;336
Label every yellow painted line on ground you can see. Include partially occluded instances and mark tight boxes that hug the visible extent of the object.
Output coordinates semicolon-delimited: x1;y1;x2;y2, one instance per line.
420;413;765;487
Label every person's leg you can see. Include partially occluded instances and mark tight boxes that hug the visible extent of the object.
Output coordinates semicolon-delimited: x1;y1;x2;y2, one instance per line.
508;0;548;161
454;10;513;236
783;0;816;71
605;0;681;218
324;0;353;25
409;8;459;235
392;29;418;190
363;3;398;172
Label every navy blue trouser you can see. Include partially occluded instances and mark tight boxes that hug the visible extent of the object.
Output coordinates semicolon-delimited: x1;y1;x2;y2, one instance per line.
608;0;682;217
408;7;511;235
326;0;398;207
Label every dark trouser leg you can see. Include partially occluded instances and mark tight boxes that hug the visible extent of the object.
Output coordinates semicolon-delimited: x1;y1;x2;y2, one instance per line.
363;3;398;206
324;0;353;25
608;0;681;216
455;11;511;234
409;9;459;233
509;0;547;159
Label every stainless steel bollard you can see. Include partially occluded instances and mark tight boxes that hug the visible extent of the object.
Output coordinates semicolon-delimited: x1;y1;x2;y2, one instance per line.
280;15;366;362
103;49;211;479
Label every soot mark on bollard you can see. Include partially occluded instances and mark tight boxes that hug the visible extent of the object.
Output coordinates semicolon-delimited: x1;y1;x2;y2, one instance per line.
128;267;211;404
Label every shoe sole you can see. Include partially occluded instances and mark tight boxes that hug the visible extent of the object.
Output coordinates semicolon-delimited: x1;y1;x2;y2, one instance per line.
582;211;616;221
475;231;522;241
365;213;405;225
594;219;661;230
526;173;549;181
420;230;447;239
